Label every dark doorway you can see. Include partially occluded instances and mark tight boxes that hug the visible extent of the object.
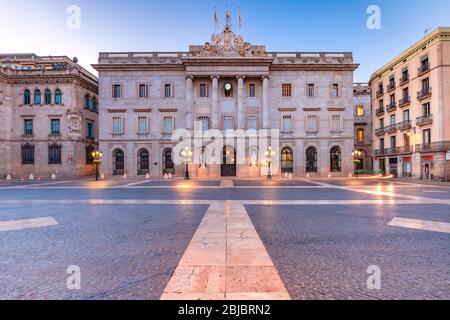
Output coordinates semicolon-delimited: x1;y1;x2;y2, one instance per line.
221;146;236;177
113;149;125;176
163;148;175;175
138;149;149;176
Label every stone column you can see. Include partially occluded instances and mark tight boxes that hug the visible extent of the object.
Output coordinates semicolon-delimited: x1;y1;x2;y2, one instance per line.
186;76;194;130
211;76;220;129
262;76;270;129
237;76;245;129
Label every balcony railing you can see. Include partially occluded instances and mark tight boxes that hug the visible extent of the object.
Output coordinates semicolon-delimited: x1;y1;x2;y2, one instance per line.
376;107;385;116
417;64;430;76
384;124;398;133
417;87;432;100
375;128;385;136
398;97;411;108
376;89;384;98
374;149;387;156
387;82;396;92
386;102;397;112
398;146;414;154
398;120;412;131
399;75;409;86
415;141;450;153
416;114;433;126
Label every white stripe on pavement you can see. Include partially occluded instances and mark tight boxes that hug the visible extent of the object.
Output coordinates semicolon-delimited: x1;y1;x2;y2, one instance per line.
0;217;58;232
388;217;450;234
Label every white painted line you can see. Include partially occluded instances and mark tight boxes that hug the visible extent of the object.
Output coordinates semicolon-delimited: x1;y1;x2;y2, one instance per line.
0;217;58;232
121;180;152;188
423;190;448;194
6;180;76;189
388;217;450;234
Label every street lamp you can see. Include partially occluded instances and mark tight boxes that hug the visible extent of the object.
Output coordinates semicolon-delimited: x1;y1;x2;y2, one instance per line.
181;146;193;180
351;150;362;176
265;146;276;180
92;150;103;181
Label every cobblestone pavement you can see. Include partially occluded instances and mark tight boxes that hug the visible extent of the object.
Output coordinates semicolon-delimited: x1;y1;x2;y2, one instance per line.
0;177;448;300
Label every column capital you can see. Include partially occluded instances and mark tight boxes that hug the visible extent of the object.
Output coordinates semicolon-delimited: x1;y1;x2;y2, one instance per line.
236;75;246;80
186;75;194;81
261;75;270;81
211;75;220;80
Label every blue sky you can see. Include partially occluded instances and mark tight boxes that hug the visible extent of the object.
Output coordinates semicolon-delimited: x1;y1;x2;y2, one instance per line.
1;0;449;81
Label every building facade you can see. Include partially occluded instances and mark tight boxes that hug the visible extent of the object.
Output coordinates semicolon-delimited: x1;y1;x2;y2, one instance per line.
94;26;359;179
0;54;99;179
369;27;450;180
353;83;373;171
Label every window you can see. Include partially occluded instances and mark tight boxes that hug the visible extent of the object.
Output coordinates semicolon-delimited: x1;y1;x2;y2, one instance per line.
402;87;409;100
48;143;62;165
137;149;150;175
380;138;385;150
139;84;148;98
423;129;431;144
357;129;364;142
247;116;257;130
282;83;292;97
84;95;90;109
112;84;122;98
390;114;396;125
200;84;208;98
379;118;384;128
21;144;34;165
421;78;430;92
421;56;429;72
378;83;384;93
112;117;123;134
402;68;409;81
422;103;431;117
164;84;172;98
389;76;395;87
23;89;31;105
113;149;125;175
281;147;294;174
224;83;233;97
331;115;342;132
198;116;209;131
356;105;364;116
390;94;395;105
163;116;174;135
282;115;293;133
331;84;339;97
306;147;318;173
54;89;62;105
379;99;384;109
34;89;41;105
403;133;411;147
138;116;148;134
24;119;33;135
92;98;98;112
86;145;95;164
307;115;317;132
50;119;60;135
223;116;234;131
86;121;94;138
390;136;396;149
307;84;315;97
44;89;52;105
403;110;410;122
248;84;256;97
330;146;341;172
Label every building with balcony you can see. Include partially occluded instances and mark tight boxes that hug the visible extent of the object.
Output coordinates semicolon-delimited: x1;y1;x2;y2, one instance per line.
369;27;450;180
353;83;372;171
93;25;359;178
0;54;99;179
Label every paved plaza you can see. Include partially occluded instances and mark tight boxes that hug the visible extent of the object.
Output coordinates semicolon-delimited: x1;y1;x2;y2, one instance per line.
0;177;449;300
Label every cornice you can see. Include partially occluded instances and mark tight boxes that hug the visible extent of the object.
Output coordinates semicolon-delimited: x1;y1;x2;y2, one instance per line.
270;64;359;72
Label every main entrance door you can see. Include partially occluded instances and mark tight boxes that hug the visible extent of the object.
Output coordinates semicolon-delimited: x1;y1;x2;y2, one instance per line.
221;146;236;177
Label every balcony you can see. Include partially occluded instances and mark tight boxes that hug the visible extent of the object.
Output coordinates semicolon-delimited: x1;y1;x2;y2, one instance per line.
399;75;409;86
417;64;430;76
376;89;384;98
397;145;414;154
374;149;387;156
387;82;396;92
375;128;385;136
417;87;432;100
398;96;411;108
384;124;398;133
416;114;433;126
398;120;412;131
386;102;397;112
416;141;450;153
375;107;385;116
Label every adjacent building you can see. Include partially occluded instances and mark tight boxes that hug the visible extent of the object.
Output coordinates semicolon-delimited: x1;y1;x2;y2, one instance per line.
0;54;99;179
369;27;450;180
353;83;373;171
94;25;359;179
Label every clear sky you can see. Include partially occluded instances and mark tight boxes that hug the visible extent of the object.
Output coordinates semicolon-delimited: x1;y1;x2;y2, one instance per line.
1;0;449;82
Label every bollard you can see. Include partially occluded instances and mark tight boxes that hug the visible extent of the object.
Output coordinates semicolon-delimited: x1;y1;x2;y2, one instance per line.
29;174;35;181
6;174;12;181
51;174;56;180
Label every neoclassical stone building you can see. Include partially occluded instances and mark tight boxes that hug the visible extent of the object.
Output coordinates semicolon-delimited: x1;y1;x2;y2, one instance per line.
94;26;358;178
0;54;99;179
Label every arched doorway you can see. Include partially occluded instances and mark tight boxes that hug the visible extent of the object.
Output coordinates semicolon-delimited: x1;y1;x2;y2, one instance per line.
162;148;175;175
113;149;125;176
281;147;294;174
330;146;342;172
306;147;318;173
137;149;149;176
221;146;236;177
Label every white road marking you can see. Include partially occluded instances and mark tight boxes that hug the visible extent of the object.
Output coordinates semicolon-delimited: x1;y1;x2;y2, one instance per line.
423;190;448;194
5;180;76;189
161;201;290;301
389;217;450;234
0;217;58;232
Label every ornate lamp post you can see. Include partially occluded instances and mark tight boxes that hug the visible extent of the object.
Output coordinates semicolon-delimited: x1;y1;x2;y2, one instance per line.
265;146;276;180
181;146;193;180
92;150;103;181
351;150;362;176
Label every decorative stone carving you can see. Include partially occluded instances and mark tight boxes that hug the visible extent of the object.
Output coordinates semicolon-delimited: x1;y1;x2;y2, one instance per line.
68;114;82;136
202;26;252;57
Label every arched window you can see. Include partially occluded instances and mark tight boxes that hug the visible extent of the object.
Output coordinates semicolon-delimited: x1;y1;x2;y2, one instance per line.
163;148;175;175
306;147;318;173
84;95;90;109
137;149;150;175
48;143;62;164
44;89;52;105
86;145;95;164
330;146;342;172
55;89;62;105
281;147;294;174
21;143;34;164
113;149;125;176
24;89;31;105
34;89;41;105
